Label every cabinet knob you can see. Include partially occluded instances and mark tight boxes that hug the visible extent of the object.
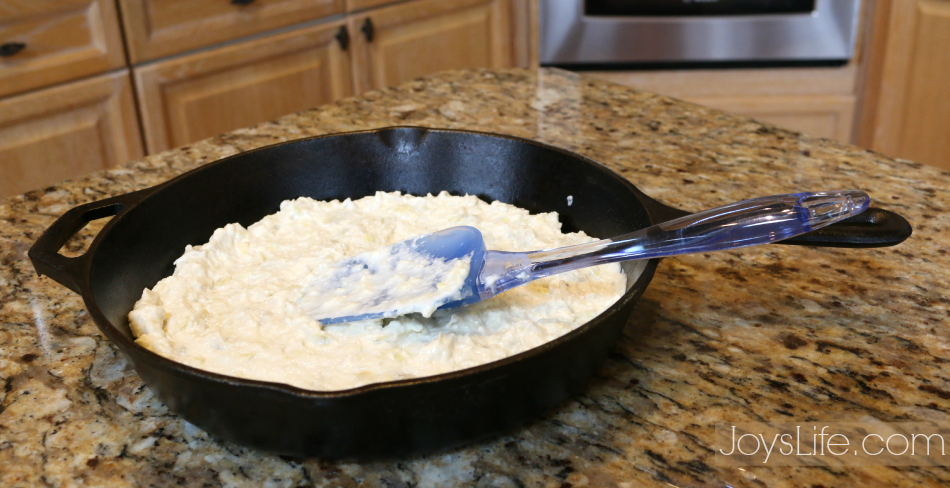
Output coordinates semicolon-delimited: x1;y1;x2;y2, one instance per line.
361;18;375;43
230;0;256;5
335;25;350;50
0;42;26;57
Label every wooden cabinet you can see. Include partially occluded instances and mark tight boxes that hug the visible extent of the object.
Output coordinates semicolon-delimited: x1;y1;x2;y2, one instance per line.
689;96;855;144
132;0;523;153
0;0;531;197
0;0;136;198
134;20;352;152
117;0;344;63
856;0;950;170
0;70;143;197
345;0;402;12
0;0;126;98
588;67;858;144
349;0;513;92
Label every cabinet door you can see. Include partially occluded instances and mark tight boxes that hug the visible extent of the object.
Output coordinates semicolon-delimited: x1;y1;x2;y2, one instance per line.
691;96;856;143
0;0;125;98
858;0;950;170
0;70;143;198
134;20;353;153
117;0;344;63
350;0;514;92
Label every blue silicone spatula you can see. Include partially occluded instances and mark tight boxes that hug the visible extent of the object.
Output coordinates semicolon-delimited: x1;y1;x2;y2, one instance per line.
300;190;869;324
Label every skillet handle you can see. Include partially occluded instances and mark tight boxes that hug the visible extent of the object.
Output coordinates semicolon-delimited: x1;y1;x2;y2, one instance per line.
640;197;912;249
778;207;912;247
29;188;155;294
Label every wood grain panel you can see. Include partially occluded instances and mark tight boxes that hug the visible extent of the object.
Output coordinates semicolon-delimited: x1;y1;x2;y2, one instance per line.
134;20;352;153
350;0;513;92
0;70;144;198
0;0;125;98
863;0;922;156
853;0;891;148
587;66;858;143
511;0;538;68
587;66;858;99
893;1;950;167
345;0;404;12
118;0;344;63
691;95;856;143
858;0;950;169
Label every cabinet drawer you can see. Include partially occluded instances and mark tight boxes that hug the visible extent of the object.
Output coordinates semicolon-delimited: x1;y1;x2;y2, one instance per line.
690;95;856;143
0;0;125;98
134;19;353;153
0;70;144;198
345;0;403;12
118;0;345;63
350;0;514;92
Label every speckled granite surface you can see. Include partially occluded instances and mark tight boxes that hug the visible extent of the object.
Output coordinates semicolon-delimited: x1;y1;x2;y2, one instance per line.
2;69;948;487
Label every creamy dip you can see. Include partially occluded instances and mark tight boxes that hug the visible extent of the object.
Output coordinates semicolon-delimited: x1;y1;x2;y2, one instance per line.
298;232;474;323
129;192;627;391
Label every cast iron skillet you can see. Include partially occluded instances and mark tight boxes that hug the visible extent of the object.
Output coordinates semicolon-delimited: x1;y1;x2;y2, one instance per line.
29;127;911;459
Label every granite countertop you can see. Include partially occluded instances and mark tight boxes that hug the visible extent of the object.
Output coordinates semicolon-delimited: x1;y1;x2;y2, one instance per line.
2;68;948;487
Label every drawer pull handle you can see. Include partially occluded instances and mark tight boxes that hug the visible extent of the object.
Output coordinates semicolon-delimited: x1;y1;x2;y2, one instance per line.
0;42;26;57
335;25;350;50
231;0;256;5
361;18;375;42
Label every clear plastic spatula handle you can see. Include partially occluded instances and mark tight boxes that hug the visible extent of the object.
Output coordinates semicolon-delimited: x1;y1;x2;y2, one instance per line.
305;190;870;324
477;190;870;298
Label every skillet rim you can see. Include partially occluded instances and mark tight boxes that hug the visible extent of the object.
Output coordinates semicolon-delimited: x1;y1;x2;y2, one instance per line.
75;126;661;399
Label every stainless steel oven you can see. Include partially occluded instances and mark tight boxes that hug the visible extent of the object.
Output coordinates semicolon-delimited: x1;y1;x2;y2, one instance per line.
539;0;862;68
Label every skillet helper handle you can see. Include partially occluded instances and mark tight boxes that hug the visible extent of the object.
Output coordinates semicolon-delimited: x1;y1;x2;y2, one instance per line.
29;189;153;294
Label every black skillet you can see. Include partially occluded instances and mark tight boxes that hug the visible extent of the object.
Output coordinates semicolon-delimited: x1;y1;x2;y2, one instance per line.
28;127;911;458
